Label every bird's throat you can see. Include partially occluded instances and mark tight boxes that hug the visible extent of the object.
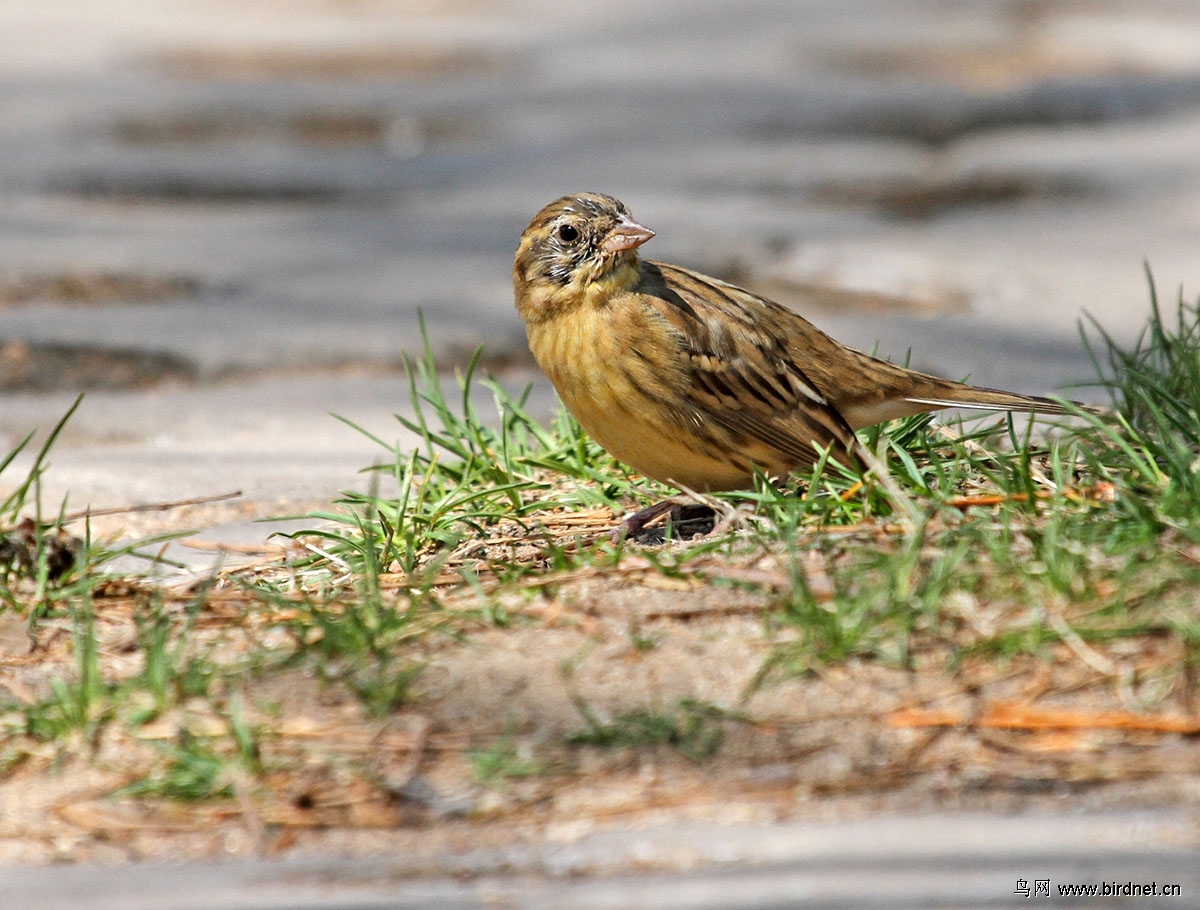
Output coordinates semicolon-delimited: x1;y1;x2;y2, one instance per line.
581;257;642;303
520;256;642;325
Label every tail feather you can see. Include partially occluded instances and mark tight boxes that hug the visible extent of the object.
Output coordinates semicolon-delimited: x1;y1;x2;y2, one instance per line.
904;388;1080;415
831;349;1103;430
841;381;1101;431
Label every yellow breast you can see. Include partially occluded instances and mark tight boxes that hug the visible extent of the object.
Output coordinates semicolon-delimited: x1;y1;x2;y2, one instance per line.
525;299;757;491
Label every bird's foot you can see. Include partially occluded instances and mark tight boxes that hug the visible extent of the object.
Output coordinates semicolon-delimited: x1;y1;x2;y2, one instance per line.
612;495;719;544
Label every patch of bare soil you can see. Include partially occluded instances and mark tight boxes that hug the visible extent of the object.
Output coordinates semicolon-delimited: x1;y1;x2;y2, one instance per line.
2;514;1199;870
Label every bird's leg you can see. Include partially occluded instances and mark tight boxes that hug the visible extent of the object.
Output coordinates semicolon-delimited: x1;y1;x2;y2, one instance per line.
612;499;678;543
613;492;721;543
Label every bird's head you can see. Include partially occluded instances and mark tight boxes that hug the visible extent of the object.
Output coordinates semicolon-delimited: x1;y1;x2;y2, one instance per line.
513;193;654;320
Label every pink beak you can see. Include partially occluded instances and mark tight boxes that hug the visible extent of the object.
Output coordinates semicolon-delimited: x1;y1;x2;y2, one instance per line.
600;216;655;253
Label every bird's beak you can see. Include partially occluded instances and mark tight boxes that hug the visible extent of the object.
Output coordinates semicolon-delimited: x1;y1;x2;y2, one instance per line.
601;216;655;253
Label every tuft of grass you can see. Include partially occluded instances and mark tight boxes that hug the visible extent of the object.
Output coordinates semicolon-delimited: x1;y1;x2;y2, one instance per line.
1;396;194;612
1079;274;1200;540
20;592;115;745
0;396;82;531
128;589;223;724
469;725;547;785
119;695;263;803
566;695;741;763
273;322;651;593
118;733;238;802
1;396;84;606
281;592;431;719
756;278;1200;684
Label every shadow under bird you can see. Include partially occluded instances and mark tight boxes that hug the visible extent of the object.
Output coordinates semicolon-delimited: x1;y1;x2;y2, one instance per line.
513;192;1098;533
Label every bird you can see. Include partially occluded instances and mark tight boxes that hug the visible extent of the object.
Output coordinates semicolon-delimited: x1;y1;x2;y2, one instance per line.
513;192;1096;532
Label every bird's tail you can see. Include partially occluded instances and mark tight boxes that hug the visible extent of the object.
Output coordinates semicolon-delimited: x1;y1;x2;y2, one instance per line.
834;349;1105;430
902;383;1100;417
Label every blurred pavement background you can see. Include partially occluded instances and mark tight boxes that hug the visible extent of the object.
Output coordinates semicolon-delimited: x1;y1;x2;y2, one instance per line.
4;2;1200;902
2;0;1199;550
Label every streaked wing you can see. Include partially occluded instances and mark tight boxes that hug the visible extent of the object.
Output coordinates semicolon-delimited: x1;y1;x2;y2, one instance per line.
641;261;863;472
644;261;1087;437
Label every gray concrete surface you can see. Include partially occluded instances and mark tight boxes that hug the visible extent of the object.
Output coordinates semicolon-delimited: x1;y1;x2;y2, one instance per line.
2;809;1197;908
4;0;1200;541
3;0;1200;900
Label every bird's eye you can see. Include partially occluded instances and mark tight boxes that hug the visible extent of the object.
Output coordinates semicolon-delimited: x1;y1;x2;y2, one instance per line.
557;223;580;243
